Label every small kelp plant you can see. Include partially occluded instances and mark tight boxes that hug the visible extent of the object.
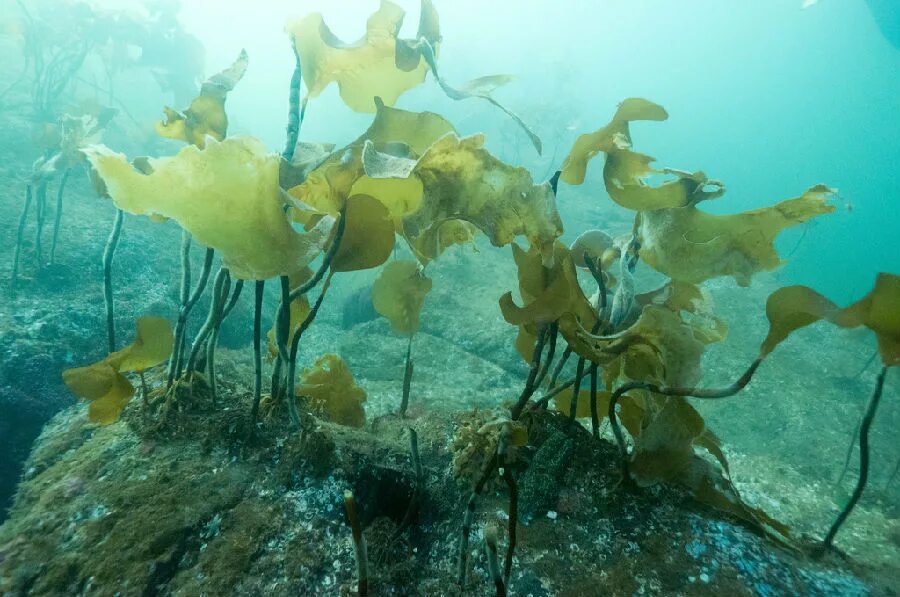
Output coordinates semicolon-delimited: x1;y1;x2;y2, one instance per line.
54;1;897;595
6;0;206;292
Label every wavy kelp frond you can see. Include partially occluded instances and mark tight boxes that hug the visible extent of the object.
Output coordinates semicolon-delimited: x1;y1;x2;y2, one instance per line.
372;260;432;336
288;99;454;217
638;185;836;286
297;354;367;427
286;0;438;113
373;134;564;259
500;242;596;335
406;219;478;263
331;194;396;272
560;98;668;186
117;316;176;372
267;268;313;360
63;317;174;424
761;273;900;365
85;137;334;280
155;49;248;147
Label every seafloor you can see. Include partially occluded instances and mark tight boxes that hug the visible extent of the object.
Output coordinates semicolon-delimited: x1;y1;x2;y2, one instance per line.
1;44;899;597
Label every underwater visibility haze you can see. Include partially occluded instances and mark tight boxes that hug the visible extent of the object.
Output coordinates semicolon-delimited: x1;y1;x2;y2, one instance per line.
0;0;899;595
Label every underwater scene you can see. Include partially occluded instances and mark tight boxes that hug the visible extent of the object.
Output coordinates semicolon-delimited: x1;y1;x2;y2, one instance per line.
0;0;899;595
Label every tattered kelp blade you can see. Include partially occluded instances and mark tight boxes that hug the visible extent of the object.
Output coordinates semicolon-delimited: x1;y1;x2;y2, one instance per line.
85;137;334;281
286;0;439;113
155;49;249;147
638;185;836;286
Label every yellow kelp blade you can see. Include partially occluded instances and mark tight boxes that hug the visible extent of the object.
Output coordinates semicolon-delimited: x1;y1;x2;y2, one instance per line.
85;137;333;281
62;316;173;425
118;316;175;373
297;354;368;427
560;98;668;185
288;99;454;217
638;185;836;286
499;242;596;334
86;372;135;426
286;0;437;113
365;134;563;260
372;260;432;336
331;194;396;272
761;273;900;366
155;49;248;147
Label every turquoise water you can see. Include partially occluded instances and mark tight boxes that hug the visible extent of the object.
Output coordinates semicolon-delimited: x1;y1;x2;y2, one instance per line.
0;1;898;594
181;0;900;303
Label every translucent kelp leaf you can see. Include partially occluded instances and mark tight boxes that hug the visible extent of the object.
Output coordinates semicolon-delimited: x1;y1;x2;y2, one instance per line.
760;285;838;357
117;316;175;372
638;185;836;286
286;0;437;113
155;49;248;148
560;98;667;185
84;371;134;426
393;134;564;259
761;273;900;365
372;260;432;336
297;354;367;427
406;219;478;263
833;273;900;366
62;317;173;425
86;137;333;280
331;194;396;272
630;398;704;485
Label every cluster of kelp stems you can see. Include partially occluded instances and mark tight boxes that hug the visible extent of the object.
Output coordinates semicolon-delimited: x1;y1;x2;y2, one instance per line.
11;169;72;289
270;208;346;428
460;256;609;593
166;241;215;388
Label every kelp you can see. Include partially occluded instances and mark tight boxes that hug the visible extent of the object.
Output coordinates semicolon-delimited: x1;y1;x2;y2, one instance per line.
760;272;900;366
560;98;667;186
286;0;439;113
560;97;725;212
296;354;367;427
372;260;432;336
638;185;836;286
330;194;396;273
500;242;596;342
63;317;174;424
155;49;248;147
364;134;564;261
85;137;334;280
288;98;455;218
